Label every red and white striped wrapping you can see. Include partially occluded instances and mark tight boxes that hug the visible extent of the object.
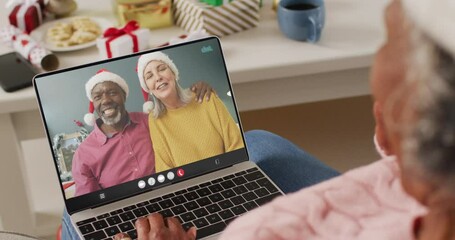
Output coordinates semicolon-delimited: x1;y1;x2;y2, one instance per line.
173;0;260;37
7;0;43;34
0;25;59;71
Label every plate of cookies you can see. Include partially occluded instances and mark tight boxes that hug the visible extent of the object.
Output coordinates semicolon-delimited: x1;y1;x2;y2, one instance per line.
30;16;113;52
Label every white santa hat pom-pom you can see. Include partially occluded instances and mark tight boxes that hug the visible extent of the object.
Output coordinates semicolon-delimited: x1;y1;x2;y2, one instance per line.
143;101;154;113
84;113;96;126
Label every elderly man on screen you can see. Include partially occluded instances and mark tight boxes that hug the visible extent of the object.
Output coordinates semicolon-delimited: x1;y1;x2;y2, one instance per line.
71;69;155;196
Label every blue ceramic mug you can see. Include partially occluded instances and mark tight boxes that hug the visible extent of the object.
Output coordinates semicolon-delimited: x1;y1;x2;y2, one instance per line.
277;0;325;42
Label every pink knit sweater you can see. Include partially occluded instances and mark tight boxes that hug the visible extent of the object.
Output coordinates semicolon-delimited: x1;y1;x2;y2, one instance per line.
220;157;427;240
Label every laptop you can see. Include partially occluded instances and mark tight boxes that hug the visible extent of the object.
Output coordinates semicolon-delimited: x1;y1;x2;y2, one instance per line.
33;37;283;240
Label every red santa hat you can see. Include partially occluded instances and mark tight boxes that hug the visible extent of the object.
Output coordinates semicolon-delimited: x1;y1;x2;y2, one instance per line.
84;69;129;126
136;51;179;113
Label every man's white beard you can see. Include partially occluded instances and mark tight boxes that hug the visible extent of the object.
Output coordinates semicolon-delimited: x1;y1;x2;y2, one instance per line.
101;111;122;126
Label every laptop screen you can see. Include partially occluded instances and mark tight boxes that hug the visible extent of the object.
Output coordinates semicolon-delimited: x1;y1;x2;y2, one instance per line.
33;37;248;214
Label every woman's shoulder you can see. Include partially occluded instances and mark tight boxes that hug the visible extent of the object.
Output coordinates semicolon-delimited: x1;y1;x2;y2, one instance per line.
203;93;223;106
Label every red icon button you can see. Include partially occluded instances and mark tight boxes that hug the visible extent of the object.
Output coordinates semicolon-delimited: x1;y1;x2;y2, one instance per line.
177;168;184;177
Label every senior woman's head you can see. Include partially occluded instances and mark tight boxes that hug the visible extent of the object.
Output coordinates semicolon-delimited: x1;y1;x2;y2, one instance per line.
137;51;192;118
372;0;455;207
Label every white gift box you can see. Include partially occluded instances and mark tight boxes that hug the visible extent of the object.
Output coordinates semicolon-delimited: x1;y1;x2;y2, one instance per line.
96;28;150;59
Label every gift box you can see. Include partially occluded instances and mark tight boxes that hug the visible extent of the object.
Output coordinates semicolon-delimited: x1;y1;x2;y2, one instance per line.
113;0;173;29
173;0;260;37
201;0;231;7
96;21;150;59
7;0;44;34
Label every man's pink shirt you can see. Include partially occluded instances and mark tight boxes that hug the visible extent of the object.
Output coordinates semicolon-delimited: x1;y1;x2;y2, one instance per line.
221;157;427;240
72;112;155;196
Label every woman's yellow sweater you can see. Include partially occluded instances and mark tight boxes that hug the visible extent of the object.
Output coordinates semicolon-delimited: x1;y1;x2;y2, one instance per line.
149;94;244;172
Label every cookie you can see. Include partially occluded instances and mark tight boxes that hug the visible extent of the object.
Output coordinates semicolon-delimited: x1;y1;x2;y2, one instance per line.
47;17;101;47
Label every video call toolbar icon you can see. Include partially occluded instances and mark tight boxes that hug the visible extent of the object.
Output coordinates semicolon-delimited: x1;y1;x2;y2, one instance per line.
148;177;156;186
157;174;165;183
167;171;175;180
177;168;184;177
138;180;146;189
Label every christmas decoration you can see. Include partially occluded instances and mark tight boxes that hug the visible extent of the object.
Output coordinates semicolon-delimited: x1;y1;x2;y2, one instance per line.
0;25;59;71
96;20;150;59
7;0;44;34
52;120;90;181
113;0;173;29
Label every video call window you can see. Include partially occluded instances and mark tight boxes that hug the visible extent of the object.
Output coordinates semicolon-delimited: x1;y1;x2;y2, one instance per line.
36;39;245;199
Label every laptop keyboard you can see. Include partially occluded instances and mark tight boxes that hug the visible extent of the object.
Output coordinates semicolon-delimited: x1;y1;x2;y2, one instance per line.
77;167;282;240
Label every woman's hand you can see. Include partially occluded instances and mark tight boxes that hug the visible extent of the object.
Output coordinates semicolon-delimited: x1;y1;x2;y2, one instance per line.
191;81;216;103
113;213;196;240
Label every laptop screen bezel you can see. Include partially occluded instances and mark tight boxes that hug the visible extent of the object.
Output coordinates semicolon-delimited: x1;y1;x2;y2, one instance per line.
33;37;250;214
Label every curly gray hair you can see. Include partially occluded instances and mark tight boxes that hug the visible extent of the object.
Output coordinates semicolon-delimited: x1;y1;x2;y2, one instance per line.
401;25;455;192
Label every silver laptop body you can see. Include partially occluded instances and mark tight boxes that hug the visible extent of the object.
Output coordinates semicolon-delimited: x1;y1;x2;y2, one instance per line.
33;37;283;240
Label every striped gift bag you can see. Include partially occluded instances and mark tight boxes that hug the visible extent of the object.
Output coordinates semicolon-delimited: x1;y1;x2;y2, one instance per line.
173;0;260;37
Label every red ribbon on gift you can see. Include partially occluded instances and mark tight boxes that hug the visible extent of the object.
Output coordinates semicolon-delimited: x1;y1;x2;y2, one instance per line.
103;20;139;59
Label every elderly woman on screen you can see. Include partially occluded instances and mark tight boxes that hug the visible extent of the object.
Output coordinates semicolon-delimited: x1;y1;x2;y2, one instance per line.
136;51;244;173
